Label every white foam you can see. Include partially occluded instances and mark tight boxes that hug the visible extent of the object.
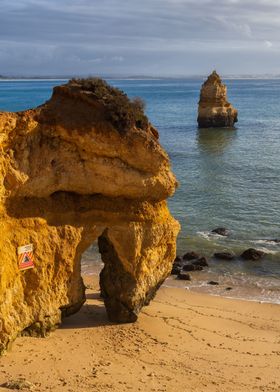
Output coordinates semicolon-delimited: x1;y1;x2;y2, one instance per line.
251;239;280;247
204;292;280;305
254;247;278;255
163;282;280;305
196;231;224;241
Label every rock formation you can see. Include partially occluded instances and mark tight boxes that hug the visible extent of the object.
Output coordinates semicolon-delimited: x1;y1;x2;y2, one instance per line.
0;78;180;354
197;71;238;128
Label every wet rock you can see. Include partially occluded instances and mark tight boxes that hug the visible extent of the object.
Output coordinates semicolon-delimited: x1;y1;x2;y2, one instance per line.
182;251;200;260
176;272;191;281
197;71;238;128
182;264;203;272
171;256;184;275
208;281;219;285
192;257;209;267
240;248;265;261
214;252;235;260
211;227;230;236
171;265;182;275
173;262;183;269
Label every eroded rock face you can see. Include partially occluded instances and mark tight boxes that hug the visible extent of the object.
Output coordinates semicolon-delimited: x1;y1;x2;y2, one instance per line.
197;71;238;128
0;79;180;354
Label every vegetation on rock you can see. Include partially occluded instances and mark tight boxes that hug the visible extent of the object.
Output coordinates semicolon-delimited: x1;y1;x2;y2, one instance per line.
69;78;149;133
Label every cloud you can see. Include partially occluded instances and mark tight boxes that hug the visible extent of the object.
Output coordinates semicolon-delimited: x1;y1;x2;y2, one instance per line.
112;56;124;62
264;40;273;48
0;0;280;75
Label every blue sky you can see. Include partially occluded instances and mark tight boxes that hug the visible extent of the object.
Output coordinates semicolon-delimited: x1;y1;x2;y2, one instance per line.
0;0;279;76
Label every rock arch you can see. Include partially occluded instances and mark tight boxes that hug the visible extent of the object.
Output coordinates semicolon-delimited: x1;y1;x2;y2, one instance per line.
0;79;179;354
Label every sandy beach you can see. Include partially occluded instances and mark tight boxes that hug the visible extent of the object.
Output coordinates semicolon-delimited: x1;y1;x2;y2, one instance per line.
0;274;279;392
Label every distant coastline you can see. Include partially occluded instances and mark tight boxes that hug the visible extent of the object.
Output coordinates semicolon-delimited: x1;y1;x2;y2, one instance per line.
2;74;280;81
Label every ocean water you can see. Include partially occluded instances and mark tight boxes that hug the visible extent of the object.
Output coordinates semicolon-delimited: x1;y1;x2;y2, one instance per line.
1;78;280;303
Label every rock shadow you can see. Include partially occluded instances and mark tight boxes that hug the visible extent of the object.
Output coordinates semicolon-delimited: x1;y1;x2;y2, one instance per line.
60;292;114;329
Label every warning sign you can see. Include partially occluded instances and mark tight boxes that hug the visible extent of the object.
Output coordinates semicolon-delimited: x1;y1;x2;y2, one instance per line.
18;244;35;271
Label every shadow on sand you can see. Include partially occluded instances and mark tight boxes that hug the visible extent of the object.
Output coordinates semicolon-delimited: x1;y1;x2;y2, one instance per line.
60;291;113;329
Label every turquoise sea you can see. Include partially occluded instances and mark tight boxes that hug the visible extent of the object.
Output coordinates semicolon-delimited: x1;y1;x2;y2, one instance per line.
1;78;280;303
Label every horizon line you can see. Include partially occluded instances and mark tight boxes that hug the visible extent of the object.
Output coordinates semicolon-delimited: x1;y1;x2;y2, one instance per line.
2;73;280;80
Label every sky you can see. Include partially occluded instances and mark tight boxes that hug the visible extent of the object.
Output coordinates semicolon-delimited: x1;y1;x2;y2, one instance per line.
1;0;280;76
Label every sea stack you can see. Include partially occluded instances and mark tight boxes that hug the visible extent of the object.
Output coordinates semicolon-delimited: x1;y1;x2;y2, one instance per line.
0;78;180;354
197;71;238;128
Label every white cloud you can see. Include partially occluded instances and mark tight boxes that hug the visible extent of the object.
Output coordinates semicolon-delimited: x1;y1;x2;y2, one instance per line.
112;56;124;62
1;0;280;75
264;40;273;48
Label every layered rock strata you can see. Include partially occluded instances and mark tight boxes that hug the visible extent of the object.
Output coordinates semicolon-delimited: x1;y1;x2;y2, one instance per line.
0;79;180;354
197;71;238;128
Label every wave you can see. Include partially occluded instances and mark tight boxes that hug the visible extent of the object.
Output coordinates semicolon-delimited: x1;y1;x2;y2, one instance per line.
252;247;278;255
165;271;280;305
251;239;280;246
196;231;228;241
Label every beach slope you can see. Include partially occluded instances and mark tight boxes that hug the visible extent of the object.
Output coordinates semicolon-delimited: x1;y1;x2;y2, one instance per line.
0;275;279;392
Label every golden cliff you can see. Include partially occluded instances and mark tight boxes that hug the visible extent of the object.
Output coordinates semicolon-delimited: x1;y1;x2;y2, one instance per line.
0;79;180;354
197;71;238;128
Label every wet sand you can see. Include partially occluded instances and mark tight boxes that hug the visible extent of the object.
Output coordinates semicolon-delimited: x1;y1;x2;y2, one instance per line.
0;274;280;392
81;247;280;306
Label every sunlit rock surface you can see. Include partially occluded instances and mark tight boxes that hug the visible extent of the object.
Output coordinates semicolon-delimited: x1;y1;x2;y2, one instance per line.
0;79;180;353
197;71;238;128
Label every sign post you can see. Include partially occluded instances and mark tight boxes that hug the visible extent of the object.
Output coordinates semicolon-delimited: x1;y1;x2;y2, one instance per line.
18;244;35;271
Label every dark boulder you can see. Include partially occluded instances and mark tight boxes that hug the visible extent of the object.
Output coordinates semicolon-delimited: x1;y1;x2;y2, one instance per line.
182;251;200;260
171;265;182;275
176;272;191;281
214;252;235;260
174;255;182;262
192;257;209;267
208;281;219;285
240;248;265;261
182;264;203;272
211;227;230;236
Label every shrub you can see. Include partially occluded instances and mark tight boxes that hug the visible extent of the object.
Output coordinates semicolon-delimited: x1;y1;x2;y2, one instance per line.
69;78;149;133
